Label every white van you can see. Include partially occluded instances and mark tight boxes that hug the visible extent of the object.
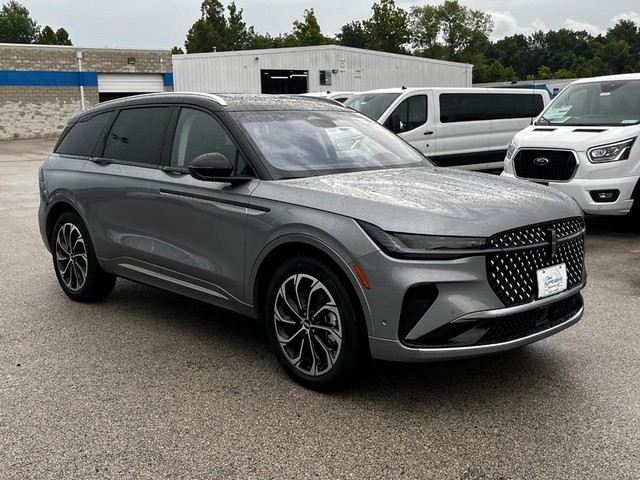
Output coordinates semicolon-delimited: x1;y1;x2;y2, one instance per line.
502;73;640;216
344;87;549;171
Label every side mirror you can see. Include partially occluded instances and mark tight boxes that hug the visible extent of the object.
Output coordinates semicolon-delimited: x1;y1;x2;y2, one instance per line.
188;153;252;184
389;114;404;133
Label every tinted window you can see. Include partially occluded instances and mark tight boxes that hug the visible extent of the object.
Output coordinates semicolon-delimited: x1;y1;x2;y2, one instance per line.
492;93;544;119
103;107;172;165
384;96;427;132
440;93;491;123
440;93;544;123
170;108;251;175
55;112;111;157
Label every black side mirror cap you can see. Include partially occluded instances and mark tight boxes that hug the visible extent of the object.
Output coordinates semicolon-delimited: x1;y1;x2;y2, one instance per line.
188;153;252;184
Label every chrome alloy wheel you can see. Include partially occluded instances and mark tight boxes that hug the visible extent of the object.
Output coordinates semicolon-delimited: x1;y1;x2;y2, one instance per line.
55;223;88;292
273;274;343;376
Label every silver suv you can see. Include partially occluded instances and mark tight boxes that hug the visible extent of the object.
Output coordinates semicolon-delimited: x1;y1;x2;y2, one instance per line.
38;93;587;390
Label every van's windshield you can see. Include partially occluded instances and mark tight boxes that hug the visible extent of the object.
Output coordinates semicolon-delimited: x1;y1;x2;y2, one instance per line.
343;93;401;120
539;79;640;127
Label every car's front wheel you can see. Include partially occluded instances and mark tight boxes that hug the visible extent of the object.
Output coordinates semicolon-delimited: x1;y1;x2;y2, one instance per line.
265;256;363;391
51;212;116;302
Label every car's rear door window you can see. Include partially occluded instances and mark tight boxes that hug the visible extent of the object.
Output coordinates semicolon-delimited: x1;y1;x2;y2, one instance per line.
55;112;112;157
103;107;172;165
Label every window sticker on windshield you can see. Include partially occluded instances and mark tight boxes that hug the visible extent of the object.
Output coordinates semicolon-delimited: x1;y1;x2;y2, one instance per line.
599;92;611;96
622;119;639;124
545;106;572;118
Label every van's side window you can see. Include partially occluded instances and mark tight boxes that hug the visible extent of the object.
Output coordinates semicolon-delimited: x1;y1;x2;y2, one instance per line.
440;93;544;123
492;94;544;119
55;112;112;157
103;107;172;165
385;95;427;132
440;94;490;123
170;108;252;176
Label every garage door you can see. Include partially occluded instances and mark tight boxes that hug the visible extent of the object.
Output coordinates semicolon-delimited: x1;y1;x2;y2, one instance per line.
98;73;165;93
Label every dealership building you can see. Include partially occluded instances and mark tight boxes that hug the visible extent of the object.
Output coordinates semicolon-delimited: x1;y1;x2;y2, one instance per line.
0;44;173;140
0;44;472;140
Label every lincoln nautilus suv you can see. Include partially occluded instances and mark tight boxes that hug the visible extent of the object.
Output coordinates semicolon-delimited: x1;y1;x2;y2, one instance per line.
38;93;586;390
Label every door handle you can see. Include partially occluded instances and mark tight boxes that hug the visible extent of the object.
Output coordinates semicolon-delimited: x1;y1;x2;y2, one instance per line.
423;130;434;135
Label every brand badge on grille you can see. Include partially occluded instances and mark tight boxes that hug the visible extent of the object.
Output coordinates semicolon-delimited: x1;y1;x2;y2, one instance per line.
533;157;551;166
547;228;558;258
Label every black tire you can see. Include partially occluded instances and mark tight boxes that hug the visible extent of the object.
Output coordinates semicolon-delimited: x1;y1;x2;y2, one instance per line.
51;212;116;302
264;256;363;391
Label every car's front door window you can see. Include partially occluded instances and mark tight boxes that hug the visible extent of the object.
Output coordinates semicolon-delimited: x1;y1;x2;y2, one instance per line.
170;108;251;176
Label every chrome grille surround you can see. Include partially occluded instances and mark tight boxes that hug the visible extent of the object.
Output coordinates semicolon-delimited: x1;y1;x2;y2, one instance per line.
487;217;586;307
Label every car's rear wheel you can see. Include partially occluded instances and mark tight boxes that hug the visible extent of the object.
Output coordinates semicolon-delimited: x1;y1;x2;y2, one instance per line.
52;212;116;302
265;256;363;391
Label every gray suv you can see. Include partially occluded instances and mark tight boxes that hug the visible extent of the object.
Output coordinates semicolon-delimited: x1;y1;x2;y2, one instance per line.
38;93;586;390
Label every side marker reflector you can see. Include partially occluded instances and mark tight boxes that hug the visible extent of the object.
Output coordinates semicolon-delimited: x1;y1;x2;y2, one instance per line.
354;265;370;289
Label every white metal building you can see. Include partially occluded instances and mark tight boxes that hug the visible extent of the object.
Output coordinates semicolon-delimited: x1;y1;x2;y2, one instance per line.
173;45;472;94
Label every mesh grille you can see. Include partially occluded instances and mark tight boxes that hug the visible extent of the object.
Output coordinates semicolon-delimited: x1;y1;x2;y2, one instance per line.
487;218;585;307
514;149;577;181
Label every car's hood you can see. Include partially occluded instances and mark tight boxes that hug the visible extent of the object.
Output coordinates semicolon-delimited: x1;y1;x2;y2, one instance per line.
514;124;640;152
252;167;582;237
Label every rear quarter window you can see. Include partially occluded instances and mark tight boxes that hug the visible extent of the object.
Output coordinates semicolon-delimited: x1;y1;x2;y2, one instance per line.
55;112;112;157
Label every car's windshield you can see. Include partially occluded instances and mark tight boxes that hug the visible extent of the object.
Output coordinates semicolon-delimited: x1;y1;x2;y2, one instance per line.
235;110;430;179
539;79;640;127
343;93;401;120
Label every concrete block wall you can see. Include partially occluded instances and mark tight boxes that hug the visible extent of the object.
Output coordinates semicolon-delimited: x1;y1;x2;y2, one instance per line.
0;44;172;141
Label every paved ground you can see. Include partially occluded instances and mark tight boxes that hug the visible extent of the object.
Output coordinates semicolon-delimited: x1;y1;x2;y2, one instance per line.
1;138;638;479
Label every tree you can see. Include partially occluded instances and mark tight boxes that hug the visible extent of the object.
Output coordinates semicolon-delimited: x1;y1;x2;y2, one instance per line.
336;21;366;49
363;0;410;54
290;8;332;46
0;1;38;43
185;0;254;52
410;1;493;61
54;27;71;45
171;46;185;54
35;25;72;45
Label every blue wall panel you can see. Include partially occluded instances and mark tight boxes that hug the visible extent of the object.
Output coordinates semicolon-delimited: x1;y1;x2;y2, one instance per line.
0;71;99;87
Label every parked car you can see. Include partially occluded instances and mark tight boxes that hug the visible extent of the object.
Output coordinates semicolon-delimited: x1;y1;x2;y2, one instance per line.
39;93;586;390
502;73;640;217
344;87;550;171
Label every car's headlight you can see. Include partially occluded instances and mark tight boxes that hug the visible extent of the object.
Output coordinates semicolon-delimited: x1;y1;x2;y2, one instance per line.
357;221;487;260
587;138;636;163
506;140;518;160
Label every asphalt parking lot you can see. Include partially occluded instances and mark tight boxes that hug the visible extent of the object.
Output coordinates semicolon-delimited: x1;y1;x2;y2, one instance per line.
1;138;638;479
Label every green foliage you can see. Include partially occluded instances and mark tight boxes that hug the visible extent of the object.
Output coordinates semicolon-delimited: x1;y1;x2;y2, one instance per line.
337;21;367;49
0;0;38;43
363;0;410;54
171;46;185;54
185;0;252;53
35;25;72;45
290;8;333;46
410;0;493;62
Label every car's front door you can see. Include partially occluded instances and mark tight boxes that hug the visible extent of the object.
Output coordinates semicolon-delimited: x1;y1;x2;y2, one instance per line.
146;107;258;305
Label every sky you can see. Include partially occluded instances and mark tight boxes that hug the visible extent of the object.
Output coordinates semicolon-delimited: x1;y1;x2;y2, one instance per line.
19;0;640;50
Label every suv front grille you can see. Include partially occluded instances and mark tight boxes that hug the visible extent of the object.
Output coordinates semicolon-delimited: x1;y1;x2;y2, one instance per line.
514;149;577;181
487;218;585;307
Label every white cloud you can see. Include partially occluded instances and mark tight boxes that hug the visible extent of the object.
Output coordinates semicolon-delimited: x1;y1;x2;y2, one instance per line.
564;19;605;36
488;11;549;40
612;11;640;26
